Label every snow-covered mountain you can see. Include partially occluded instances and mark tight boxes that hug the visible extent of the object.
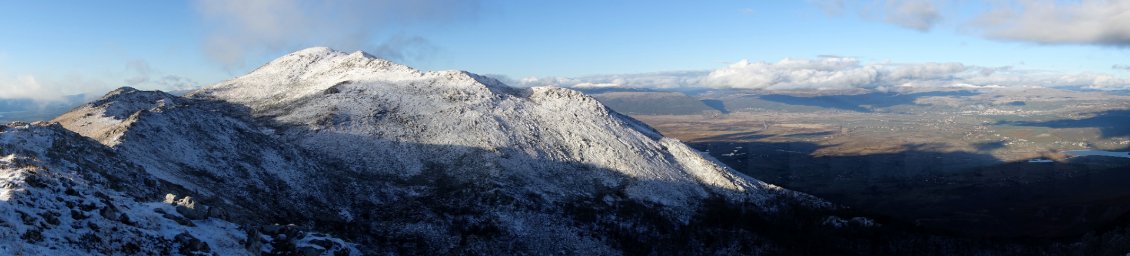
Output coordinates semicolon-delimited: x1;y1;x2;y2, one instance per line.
1;47;903;255
187;47;832;253
190;47;800;211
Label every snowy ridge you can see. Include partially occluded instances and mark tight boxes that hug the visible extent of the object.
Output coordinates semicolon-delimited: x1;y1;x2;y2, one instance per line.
6;47;843;254
193;47;804;210
53;88;341;224
0;123;359;255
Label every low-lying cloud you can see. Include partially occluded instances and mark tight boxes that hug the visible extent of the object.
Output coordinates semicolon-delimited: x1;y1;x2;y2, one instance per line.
505;71;710;89
193;0;479;68
510;56;1130;92
0;59;197;102
0;72;109;102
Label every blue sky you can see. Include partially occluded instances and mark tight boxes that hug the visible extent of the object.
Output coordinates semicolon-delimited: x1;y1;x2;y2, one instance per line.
1;0;1128;100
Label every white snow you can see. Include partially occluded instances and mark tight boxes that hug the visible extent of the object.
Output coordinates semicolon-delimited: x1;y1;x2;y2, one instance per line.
191;47;809;212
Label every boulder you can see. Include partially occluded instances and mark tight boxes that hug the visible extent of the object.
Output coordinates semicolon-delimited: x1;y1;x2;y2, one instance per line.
166;194;210;220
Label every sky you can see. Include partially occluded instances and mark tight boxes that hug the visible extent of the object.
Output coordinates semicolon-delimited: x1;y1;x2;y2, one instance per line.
1;0;1128;101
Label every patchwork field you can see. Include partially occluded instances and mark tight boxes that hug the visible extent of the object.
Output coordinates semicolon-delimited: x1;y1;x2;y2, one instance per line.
594;87;1130;238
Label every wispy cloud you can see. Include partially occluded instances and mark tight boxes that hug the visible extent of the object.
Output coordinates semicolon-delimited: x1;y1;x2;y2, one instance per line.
816;0;942;32
882;0;941;32
123;59;200;91
153;75;200;92
192;0;479;68
512;56;1130;92
814;0;1130;47
124;59;153;85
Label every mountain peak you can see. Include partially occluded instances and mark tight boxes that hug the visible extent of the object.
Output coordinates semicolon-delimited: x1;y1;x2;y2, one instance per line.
87;87;179;119
191;47;528;111
291;46;337;55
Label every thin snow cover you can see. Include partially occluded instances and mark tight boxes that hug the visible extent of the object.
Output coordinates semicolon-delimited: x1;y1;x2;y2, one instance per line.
192;47;814;211
0;124;240;254
54;87;312;191
0;123;360;255
52;87;347;231
26;47;834;254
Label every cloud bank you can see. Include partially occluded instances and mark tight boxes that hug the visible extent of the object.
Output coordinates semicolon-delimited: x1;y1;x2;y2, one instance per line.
193;0;479;68
505;71;710;89
510;56;1130;92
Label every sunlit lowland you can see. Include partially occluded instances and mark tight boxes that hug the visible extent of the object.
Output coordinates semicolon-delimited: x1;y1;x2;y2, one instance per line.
2;1;1130;255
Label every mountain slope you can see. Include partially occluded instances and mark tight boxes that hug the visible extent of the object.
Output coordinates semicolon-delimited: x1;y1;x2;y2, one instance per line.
190;47;801;210
0;122;359;255
21;47;991;255
52;87;348;224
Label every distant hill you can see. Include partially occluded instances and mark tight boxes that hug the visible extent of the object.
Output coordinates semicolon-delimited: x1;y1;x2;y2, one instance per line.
585;91;721;115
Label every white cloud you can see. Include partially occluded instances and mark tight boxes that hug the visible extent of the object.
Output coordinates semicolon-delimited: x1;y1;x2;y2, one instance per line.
886;62;965;80
705;58;881;90
499;71;709;89
707;57;1130;91
0;75;58;101
193;0;479;68
0;72;109;102
512;56;1130;92
973;0;1130;46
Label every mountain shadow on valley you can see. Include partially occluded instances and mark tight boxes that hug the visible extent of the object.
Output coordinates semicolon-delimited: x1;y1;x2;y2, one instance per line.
997;109;1130;139
689;135;1130;244
701;99;730;114
758;91;979;112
